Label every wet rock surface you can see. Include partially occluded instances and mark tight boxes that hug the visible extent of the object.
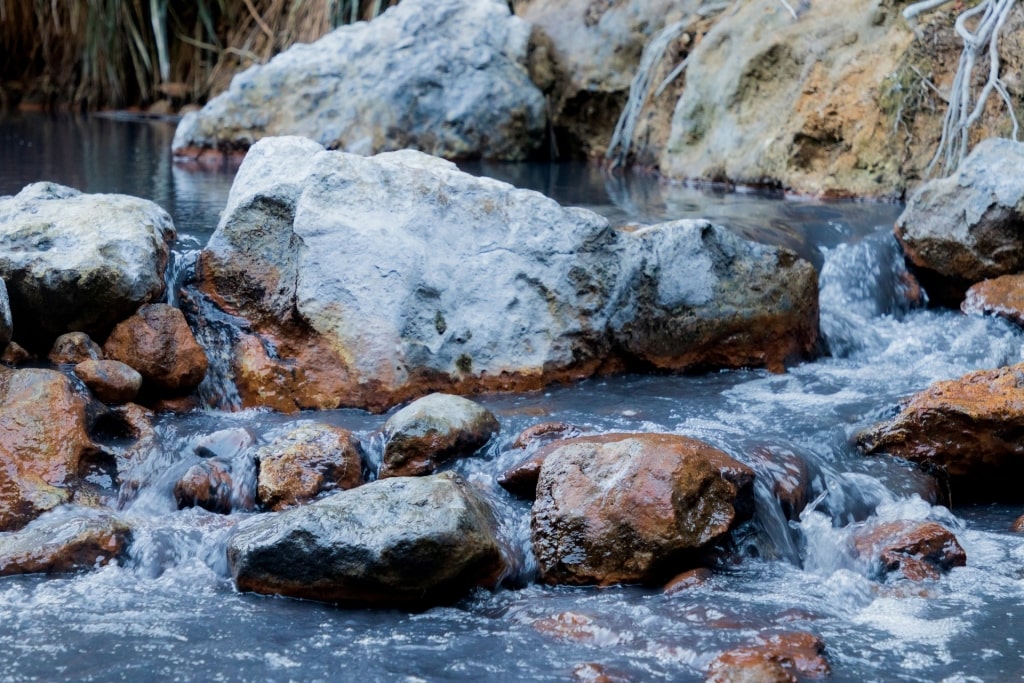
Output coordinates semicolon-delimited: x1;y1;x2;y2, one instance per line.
707;632;829;682
0;342;31;365
174;459;242;514
0;277;11;351
0;182;175;350
74;360;142;404
256;423;363;511
0;506;131;576
851;520;966;581
963;273;1024;328
173;0;544;161
531;433;754;585
663;567;712;594
227;472;506;607
380;393;498;478
49;332;103;365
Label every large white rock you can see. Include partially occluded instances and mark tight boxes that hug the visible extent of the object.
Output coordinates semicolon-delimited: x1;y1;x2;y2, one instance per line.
196;136;818;412
173;0;545;161
0;183;175;349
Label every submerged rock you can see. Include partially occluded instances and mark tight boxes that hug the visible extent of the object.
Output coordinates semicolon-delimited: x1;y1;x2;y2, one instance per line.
49;332;103;365
227;472;506;607
895;139;1024;306
707;632;829;683
74;360;142;404
851;520;966;582
173;459;243;514
0;182;175;350
663;567;712;594
531;433;754;585
0;506;131;576
962;273;1024;328
380;393;499;478
173;0;544;162
857;363;1024;501
197;136;818;412
256;423;363;510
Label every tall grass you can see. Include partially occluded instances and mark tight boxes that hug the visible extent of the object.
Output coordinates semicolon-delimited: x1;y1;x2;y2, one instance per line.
0;0;399;109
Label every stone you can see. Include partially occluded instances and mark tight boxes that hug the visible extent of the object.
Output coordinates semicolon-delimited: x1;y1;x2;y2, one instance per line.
857;363;1024;501
707;632;829;683
0;182;175;350
663;567;712;594
173;459;243;514
194;428;253;460
572;663;631;683
0;341;31;365
0;369;98;530
511;421;584;450
380;393;499;478
0;277;10;350
851;520;966;581
747;445;812;521
499;422;587;499
256;423;363;511
532;612;608;644
74;360;142;404
173;0;544;162
196;136;819;412
896;139;1024;305
0;506;131;576
103;303;208;395
1011;514;1024;533
48;332;103;364
531;433;755;585
963;273;1024;327
227;472;506;607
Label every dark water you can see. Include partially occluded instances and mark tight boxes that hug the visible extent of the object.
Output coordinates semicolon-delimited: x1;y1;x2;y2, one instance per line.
2;113;1024;682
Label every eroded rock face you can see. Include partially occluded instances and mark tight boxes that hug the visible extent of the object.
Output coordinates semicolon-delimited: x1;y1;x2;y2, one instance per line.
256;423;363;510
103;303;208;396
963;273;1024;327
0;506;131;576
74;360;142;404
227;473;506;607
196;137;818;412
173;0;544;161
531;433;754;585
0;183;175;350
857;363;1024;501
381;393;499;478
851;520;966;581
895;139;1024;305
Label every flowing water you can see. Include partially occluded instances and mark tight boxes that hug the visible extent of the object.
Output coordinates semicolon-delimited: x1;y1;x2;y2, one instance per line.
2;113;1024;682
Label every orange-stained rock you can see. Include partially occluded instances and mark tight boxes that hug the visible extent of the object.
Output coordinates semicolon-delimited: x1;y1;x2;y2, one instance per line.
174;459;249;514
103;303;208;395
0;506;131;575
852;520;966;581
0;341;32;365
572;663;631;683
74;359;142;404
857;363;1024;501
963;274;1024;328
256;423;363;511
150;395;202;414
498;451;548;499
707;632;828;683
531;433;755;585
1012;514;1024;533
663;567;712;594
747;445;812;521
0;369;98;530
532;612;612;644
48;332;103;365
511;422;584;450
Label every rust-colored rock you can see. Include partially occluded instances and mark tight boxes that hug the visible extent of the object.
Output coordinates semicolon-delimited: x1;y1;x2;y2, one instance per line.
1;341;31;365
572;663;631;683
963;274;1024;328
852;520;966;581
1012;514;1024;533
498;423;586;499
74;359;142;404
707;632;829;683
256;423;363;511
103;303;208;395
663;567;712;594
0;507;131;575
48;332;103;365
857;363;1024;501
173;459;240;514
531;433;755;585
511;421;585;451
747;445;812;521
532;612;609;644
0;369;98;530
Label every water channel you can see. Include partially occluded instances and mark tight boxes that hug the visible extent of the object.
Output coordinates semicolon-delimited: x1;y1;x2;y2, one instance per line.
1;113;1022;682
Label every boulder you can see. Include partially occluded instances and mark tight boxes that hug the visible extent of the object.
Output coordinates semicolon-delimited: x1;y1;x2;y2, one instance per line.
196;137;818;412
49;332;103;365
851;520;966;581
0;182;175;350
707;632;829;683
0;506;131;576
103;303;208;396
227;472;506;607
963;273;1024;328
499;422;587;499
380;393;499;478
0;369;98;530
172;0;544;162
857;363;1024;501
1;342;31;365
896;139;1024;305
256;423;363;510
173;459;246;514
74;360;142;404
0;277;10;350
531;433;754;585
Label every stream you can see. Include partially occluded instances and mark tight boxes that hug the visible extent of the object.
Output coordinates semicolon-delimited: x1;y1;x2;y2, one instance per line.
1;113;1023;682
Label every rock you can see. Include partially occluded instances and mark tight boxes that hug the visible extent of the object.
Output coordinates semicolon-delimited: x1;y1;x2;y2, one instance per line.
48;332;103;364
572;663;631;683
380;393;499;478
963;273;1024;327
857;363;1024;501
197;136;819;412
173;459;246;514
532;612;611;644
194;427;253;460
663;567;712;594
747;445;812;521
74;360;142;404
1011;514;1024;533
0;341;31;365
499;422;587;499
0;369;98;530
173;0;544;162
896;139;1024;305
103;303;208;396
0;506;131;575
531;433;755;585
256;423;363;511
0;278;10;350
851;520;966;581
0;182;175;350
707;632;829;683
511;421;583;450
227;472;506;607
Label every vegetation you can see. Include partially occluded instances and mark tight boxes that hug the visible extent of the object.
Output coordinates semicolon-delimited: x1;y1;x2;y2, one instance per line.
0;0;398;110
